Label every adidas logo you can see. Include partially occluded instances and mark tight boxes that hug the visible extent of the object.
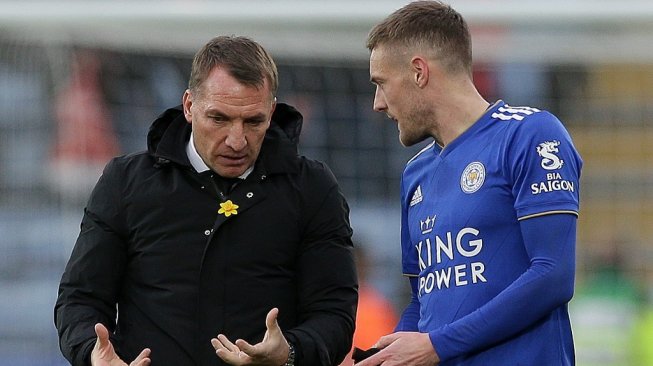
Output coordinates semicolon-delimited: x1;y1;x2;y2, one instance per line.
410;185;423;207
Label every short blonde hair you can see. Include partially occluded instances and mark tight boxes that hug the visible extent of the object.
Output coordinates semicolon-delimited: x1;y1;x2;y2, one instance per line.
367;1;472;76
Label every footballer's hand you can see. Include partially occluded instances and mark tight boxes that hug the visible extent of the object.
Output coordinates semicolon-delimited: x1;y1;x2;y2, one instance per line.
211;307;290;366
91;323;151;366
353;331;439;366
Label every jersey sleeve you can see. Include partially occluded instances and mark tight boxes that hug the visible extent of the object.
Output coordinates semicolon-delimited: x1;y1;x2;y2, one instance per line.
394;276;420;331
429;213;577;362
507;111;583;220
400;174;420;276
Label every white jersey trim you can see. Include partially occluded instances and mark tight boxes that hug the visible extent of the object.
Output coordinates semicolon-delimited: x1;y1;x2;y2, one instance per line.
518;210;578;221
407;140;436;165
492;104;542;122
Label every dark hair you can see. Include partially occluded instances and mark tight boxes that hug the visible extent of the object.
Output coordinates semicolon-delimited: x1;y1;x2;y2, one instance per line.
366;1;472;76
188;35;278;97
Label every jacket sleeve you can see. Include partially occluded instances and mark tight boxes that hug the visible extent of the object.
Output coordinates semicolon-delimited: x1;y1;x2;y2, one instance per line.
54;159;128;366
284;162;358;366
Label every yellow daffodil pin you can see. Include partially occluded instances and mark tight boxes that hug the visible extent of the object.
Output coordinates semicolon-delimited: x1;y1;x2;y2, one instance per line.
218;200;239;217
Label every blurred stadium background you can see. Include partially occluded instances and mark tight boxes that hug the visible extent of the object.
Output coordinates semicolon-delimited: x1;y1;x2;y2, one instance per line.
1;1;652;365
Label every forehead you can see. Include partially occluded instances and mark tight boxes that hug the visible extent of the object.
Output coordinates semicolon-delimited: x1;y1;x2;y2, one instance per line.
199;67;271;102
369;45;404;79
369;47;387;72
369;48;387;83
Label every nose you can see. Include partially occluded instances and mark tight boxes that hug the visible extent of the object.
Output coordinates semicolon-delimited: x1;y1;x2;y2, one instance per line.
225;122;247;151
373;86;387;112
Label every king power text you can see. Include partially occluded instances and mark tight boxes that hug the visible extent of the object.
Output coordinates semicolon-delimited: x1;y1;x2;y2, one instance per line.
416;227;487;295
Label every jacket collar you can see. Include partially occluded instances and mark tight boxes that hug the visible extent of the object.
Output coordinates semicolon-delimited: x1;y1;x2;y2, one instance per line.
147;103;302;175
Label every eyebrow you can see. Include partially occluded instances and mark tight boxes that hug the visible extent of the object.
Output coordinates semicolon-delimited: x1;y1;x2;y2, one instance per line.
207;109;267;122
370;76;382;85
243;113;268;123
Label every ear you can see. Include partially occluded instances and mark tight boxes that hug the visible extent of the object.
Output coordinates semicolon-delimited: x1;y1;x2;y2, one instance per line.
182;89;193;124
270;97;277;119
411;56;429;88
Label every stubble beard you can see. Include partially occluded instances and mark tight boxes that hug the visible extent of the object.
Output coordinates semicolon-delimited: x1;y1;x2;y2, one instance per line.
399;100;434;147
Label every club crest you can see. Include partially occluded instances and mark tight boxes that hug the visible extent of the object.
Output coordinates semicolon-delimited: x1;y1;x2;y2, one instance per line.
460;162;485;194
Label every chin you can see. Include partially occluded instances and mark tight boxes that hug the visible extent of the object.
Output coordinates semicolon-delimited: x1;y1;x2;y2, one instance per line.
223;171;245;179
214;168;242;178
399;133;428;147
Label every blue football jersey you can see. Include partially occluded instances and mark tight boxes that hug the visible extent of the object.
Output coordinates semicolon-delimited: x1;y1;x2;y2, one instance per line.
400;100;582;365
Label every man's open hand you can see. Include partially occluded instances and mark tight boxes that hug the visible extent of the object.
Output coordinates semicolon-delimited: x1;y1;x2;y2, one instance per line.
211;308;290;366
91;323;151;366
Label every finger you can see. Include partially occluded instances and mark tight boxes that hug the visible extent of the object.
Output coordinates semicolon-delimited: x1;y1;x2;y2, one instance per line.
94;323;110;349
214;346;243;365
234;338;257;356
213;338;249;365
219;334;239;352
131;359;151;366
129;348;151;366
212;338;238;363
212;334;239;353
265;307;281;333
373;333;400;349
210;338;221;351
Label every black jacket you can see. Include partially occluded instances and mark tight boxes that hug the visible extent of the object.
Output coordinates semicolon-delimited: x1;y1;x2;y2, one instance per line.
55;104;358;365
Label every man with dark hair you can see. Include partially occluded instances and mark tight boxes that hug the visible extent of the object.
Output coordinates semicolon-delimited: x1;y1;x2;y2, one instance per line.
55;35;358;366
357;1;581;365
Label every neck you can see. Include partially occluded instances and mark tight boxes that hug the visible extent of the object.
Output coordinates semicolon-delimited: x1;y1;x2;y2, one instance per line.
432;78;489;147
